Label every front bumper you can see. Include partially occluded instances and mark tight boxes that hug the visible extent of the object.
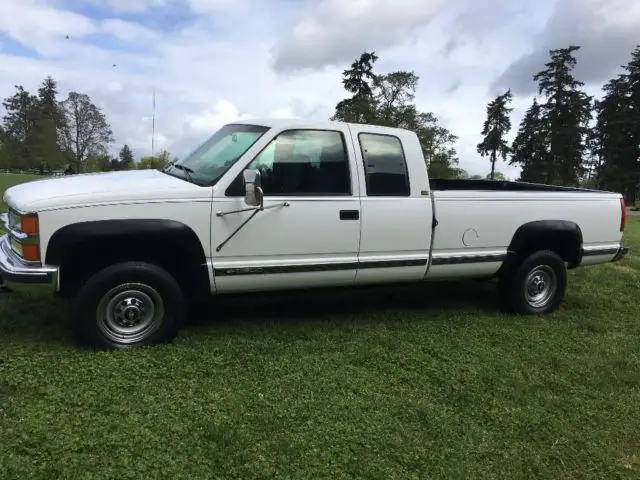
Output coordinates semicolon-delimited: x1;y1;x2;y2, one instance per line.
611;245;629;262
0;234;58;284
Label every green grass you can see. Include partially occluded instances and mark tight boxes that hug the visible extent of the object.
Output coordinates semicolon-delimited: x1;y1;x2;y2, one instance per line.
1;173;640;479
0;173;42;211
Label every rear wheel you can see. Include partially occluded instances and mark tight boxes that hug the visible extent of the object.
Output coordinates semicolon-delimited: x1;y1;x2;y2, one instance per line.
72;261;184;349
501;250;567;315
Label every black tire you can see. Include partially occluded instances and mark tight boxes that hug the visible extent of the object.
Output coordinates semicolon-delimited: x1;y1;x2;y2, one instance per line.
72;261;185;350
501;250;567;315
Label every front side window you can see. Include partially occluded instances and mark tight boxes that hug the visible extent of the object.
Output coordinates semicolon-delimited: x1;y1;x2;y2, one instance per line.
359;133;410;196
242;129;351;196
167;123;269;185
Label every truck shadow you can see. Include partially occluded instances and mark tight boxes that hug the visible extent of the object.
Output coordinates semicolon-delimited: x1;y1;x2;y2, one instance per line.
0;279;503;348
187;278;504;327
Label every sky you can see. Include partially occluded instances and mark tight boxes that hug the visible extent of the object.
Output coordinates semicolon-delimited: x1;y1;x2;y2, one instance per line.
0;0;639;179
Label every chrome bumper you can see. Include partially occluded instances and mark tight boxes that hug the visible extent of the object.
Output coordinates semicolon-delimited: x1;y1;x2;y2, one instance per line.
611;246;629;262
0;234;58;284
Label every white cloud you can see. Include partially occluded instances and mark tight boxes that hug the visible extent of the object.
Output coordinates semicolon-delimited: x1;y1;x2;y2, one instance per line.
493;0;640;95
187;0;250;14
68;0;177;14
100;18;159;44
187;100;253;133
271;0;448;72
0;0;96;48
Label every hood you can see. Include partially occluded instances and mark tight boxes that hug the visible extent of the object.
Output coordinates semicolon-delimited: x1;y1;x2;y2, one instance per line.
3;169;209;212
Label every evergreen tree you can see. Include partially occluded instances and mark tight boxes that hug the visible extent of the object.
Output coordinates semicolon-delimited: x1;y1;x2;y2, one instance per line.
331;51;378;123
1;85;39;170
510;98;549;182
477;89;513;180
330;52;461;178
532;45;592;186
33;76;66;173
118;144;134;170
593;46;640;201
0;125;8;170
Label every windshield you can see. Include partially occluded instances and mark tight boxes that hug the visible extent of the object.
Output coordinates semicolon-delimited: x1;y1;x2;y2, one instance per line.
169;123;270;185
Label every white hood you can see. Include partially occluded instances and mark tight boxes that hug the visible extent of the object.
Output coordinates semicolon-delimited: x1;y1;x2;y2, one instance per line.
3;169;209;212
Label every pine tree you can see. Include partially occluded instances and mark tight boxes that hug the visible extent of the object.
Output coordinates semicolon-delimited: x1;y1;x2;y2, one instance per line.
532;45;592;186
593;46;640;200
0;125;8;170
118;144;134;170
331;52;379;123
477;89;513;180
1;85;39;170
510;98;549;182
330;52;461;178
33;76;66;172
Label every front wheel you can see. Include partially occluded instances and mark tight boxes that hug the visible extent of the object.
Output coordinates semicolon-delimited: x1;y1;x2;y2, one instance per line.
501;250;567;315
72;261;185;349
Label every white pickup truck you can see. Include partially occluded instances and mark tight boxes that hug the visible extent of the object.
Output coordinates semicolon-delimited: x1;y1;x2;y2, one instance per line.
0;119;629;349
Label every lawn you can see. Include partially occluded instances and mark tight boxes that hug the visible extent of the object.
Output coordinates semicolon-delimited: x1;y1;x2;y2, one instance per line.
1;173;639;479
0;173;43;210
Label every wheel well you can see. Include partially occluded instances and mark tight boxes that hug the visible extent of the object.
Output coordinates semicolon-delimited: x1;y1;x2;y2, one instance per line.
510;231;581;265
56;233;210;301
500;221;583;276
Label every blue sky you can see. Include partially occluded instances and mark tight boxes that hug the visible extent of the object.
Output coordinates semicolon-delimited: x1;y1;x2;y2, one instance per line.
0;0;639;178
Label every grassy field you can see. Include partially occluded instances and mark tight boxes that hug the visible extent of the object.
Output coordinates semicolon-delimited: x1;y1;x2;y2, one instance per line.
1;173;639;479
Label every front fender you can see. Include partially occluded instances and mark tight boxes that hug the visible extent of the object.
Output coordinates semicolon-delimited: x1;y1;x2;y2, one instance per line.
45;219;207;268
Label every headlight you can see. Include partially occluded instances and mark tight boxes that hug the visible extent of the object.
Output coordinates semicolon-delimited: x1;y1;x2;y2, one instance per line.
5;208;41;262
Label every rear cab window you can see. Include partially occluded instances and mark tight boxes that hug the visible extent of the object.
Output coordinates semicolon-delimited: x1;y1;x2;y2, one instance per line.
358;132;410;196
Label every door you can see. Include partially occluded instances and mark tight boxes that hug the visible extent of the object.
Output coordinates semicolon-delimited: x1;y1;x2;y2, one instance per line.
347;125;433;284
210;126;362;293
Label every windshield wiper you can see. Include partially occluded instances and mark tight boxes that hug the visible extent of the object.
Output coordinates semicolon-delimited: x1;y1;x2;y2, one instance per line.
169;163;196;184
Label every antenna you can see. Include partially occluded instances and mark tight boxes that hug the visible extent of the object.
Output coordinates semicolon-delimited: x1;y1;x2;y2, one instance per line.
151;87;156;157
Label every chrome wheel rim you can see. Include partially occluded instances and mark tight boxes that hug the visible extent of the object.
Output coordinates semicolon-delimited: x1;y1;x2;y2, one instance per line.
524;265;557;308
96;282;165;344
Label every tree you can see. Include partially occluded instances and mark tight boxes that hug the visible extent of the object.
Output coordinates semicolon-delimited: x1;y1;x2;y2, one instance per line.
486;171;506;181
32;76;66;173
510;98;549;182
138;149;174;170
331;52;461;178
331;51;379;123
118;144;134;170
85;154;112;172
532;45;592;186
0;125;9;170
1;85;39;170
59;91;114;172
477;89;513;180
592;46;640;201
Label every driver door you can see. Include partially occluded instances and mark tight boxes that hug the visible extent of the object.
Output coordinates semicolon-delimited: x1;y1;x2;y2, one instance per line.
210;126;362;293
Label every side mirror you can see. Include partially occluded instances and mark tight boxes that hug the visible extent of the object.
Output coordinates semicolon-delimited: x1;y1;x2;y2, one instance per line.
243;169;263;208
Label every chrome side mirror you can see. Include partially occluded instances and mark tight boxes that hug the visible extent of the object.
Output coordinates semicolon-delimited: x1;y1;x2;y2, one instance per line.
243;169;263;208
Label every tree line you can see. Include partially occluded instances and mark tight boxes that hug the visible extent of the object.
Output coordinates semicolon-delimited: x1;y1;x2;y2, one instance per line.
484;44;640;202
2;45;638;201
332;45;640;202
0;76;175;174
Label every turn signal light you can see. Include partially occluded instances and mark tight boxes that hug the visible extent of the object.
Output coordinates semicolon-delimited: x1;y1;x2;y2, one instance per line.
20;214;39;235
21;243;40;262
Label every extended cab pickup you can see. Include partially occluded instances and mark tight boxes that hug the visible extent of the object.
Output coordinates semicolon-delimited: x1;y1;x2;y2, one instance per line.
0;119;629;349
